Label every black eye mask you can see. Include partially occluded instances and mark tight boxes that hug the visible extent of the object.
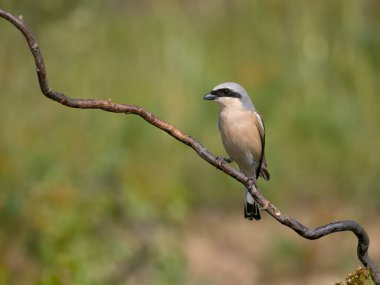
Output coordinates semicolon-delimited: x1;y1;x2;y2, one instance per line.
211;88;242;98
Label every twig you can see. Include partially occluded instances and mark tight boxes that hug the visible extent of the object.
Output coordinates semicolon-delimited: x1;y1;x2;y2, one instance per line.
0;8;379;284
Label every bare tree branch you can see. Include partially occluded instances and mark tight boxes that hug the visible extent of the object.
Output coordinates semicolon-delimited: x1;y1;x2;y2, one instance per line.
1;8;379;284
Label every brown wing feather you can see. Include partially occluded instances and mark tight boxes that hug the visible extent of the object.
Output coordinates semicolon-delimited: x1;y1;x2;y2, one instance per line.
255;113;270;180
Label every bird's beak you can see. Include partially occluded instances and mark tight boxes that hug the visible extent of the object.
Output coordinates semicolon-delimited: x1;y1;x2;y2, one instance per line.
203;93;217;100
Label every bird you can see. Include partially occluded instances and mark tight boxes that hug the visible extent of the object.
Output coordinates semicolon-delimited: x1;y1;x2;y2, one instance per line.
203;82;270;221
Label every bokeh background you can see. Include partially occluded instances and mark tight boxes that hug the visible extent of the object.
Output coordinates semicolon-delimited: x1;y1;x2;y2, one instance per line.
1;1;379;284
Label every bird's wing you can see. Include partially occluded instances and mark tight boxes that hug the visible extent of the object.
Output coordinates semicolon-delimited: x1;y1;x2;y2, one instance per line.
254;112;265;144
254;112;267;179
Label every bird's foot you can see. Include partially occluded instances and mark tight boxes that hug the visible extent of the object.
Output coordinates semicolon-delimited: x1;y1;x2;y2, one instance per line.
259;201;269;211
224;157;234;163
247;178;258;189
215;156;233;166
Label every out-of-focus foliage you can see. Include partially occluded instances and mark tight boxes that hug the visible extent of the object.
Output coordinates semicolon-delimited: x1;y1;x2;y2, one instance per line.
0;1;379;284
335;266;372;285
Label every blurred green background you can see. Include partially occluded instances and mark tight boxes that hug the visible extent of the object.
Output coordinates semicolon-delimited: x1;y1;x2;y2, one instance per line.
1;1;379;284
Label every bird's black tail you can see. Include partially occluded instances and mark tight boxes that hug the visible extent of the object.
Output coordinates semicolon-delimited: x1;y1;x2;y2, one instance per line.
244;188;261;221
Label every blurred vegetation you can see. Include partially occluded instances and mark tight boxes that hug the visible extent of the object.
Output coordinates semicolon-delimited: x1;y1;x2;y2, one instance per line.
335;266;372;285
0;1;379;284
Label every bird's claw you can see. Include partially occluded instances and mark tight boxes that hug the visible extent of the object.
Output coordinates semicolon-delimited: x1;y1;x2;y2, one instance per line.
224;157;233;163
215;156;224;166
247;178;258;189
259;201;269;211
216;156;233;166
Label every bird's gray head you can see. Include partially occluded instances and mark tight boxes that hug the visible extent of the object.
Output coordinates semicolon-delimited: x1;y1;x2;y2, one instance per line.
203;82;255;110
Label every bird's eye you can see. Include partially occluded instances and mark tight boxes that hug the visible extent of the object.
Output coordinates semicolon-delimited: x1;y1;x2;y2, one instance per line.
222;89;229;95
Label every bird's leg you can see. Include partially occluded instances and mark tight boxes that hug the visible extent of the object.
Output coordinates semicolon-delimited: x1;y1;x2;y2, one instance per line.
247;177;258;190
215;156;233;166
224;157;234;163
248;176;268;211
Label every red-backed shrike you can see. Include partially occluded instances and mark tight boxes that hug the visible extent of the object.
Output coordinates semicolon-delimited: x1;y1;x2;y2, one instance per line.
204;82;270;220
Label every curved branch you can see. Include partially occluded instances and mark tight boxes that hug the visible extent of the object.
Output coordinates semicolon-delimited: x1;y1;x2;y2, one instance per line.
1;8;379;284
